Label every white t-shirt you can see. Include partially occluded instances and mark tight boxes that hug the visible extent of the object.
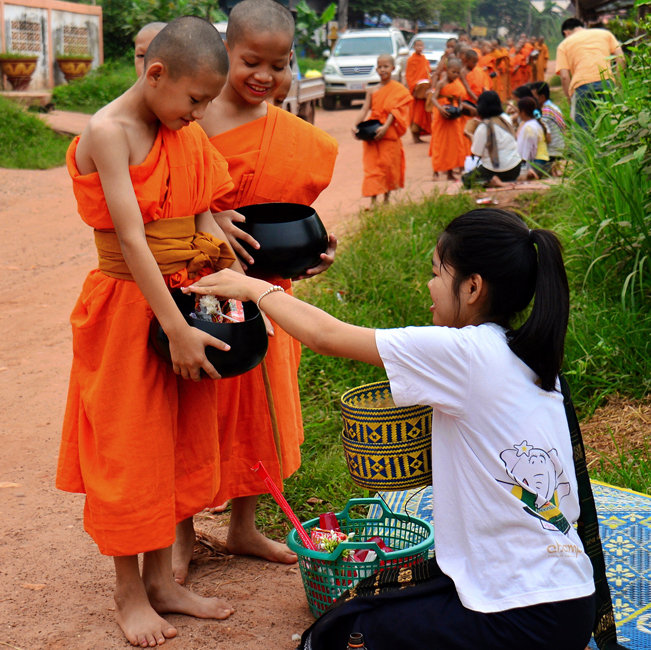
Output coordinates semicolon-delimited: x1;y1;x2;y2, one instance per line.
375;323;595;613
470;115;521;172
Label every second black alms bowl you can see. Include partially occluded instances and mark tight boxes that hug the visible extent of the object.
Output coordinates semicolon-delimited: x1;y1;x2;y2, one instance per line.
355;119;382;141
237;202;328;279
149;289;268;378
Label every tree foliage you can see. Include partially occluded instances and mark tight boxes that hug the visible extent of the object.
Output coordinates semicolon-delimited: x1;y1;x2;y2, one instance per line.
99;0;227;60
295;1;337;56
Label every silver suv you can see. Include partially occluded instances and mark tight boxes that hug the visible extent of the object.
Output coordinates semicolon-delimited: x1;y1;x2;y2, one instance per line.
322;28;409;110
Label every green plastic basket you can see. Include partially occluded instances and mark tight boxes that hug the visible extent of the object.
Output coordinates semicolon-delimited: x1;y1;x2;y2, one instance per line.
286;497;434;618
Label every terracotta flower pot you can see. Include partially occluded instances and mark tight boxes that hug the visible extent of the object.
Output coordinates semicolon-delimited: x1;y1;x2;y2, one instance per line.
0;56;38;91
56;57;92;82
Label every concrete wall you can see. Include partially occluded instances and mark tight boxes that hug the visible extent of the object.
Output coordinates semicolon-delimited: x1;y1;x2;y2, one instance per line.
0;0;102;90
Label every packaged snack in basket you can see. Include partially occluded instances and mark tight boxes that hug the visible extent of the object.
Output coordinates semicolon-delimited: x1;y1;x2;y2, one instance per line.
310;527;350;554
319;511;341;532
191;295;245;323
367;535;393;552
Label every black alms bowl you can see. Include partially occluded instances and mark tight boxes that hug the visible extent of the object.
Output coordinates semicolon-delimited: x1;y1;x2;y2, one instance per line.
150;289;268;378
355;119;382;141
237;203;328;279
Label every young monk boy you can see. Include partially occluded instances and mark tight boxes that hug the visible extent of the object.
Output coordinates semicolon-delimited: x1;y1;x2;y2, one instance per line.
172;0;338;583
56;16;243;647
354;54;413;205
404;39;432;143
429;58;467;181
133;21;166;77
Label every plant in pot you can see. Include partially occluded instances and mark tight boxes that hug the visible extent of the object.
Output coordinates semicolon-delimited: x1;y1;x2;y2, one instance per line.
56;51;93;82
0;51;40;91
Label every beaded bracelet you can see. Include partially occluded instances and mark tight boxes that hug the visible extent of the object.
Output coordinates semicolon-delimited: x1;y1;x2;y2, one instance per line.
255;284;285;310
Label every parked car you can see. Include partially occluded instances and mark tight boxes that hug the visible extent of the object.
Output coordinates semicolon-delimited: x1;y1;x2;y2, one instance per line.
321;28;409;110
213;21;324;124
407;32;458;70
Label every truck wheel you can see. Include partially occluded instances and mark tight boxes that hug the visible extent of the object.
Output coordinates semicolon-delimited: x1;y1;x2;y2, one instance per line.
322;95;337;111
299;100;316;124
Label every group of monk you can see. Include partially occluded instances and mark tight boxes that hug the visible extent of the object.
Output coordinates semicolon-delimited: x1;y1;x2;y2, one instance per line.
404;31;550;180
57;2;340;647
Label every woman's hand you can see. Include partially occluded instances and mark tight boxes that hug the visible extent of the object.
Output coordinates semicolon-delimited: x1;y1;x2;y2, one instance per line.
213;209;260;268
293;233;338;280
183;268;263;303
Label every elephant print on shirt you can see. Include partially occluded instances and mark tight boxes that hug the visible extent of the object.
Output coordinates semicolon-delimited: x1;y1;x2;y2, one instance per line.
500;440;571;534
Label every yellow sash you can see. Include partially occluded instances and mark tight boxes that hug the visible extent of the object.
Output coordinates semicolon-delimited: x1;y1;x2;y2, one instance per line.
94;216;235;281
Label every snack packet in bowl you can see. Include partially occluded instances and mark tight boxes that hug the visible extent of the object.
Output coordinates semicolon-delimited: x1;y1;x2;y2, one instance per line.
191;295;245;323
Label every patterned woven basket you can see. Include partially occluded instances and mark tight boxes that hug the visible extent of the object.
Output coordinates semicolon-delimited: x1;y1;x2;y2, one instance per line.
340;380;432;491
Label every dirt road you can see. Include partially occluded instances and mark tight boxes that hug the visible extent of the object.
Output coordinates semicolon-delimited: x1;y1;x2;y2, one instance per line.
0;105;459;650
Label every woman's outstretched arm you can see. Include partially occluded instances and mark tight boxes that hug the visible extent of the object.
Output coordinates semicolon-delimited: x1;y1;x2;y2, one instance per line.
186;269;383;367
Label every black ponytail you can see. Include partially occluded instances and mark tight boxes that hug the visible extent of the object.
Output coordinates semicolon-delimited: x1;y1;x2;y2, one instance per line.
437;209;569;391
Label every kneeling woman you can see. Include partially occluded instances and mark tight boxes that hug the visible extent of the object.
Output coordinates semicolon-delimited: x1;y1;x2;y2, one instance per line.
185;209;596;650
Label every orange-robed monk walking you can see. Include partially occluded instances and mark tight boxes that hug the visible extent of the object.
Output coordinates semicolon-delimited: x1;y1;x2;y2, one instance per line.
171;0;339;584
429;58;467;181
405;39;432;142
354;54;413;205
56;17;244;647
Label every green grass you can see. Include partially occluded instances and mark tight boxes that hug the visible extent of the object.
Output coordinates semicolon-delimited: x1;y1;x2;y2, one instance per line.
0;96;71;169
52;58;136;114
252;190;650;539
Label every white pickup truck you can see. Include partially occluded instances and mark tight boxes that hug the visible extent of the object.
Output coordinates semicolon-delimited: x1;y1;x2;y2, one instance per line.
275;55;325;125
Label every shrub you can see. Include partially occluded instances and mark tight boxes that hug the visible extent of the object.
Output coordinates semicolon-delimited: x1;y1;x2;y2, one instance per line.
52;59;136;113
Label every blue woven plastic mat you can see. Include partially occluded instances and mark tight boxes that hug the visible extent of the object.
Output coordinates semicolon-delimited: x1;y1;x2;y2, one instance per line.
370;480;651;649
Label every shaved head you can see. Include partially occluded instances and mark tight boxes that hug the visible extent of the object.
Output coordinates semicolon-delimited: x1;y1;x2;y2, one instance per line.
145;16;228;79
227;0;295;46
135;21;166;40
447;57;462;71
460;48;478;63
378;54;394;66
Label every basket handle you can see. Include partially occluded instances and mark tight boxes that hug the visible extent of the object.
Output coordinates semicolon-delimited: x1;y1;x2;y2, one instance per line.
338;497;395;521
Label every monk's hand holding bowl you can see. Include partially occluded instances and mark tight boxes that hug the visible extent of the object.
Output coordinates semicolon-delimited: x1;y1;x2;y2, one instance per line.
293;232;338;280
374;124;389;141
213;209;260;269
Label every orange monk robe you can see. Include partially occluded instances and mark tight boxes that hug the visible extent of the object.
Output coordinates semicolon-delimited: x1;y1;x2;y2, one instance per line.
210;104;338;497
510;50;530;90
521;42;535;83
362;80;413;196
477;53;496;89
493;47;511;102
429;78;467;173
461;66;491;154
56;122;235;556
405;51;432;134
535;42;549;81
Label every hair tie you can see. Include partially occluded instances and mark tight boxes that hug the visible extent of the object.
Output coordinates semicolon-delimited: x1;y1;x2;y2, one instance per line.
533;109;542;119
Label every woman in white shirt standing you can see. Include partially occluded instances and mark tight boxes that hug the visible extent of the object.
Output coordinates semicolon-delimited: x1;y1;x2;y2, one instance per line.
517;96;551;179
186;209;597;650
462;90;522;188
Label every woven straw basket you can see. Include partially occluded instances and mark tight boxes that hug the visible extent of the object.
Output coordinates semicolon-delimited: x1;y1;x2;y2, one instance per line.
340;381;432;491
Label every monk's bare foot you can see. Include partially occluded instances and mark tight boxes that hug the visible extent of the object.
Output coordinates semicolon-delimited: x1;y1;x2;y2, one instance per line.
172;517;195;585
227;527;298;564
206;500;230;514
115;582;177;647
446;171;457;181
147;577;235;620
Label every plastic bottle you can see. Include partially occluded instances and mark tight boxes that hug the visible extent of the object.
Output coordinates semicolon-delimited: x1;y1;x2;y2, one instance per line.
347;632;367;649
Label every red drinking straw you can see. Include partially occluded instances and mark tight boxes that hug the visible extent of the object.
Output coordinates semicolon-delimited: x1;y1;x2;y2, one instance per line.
252;461;316;550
